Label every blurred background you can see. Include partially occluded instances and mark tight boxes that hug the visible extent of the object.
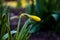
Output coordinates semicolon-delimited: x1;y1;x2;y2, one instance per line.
1;0;60;40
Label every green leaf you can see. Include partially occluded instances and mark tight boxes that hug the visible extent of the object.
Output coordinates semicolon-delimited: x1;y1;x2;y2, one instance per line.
0;6;8;40
23;25;32;40
14;18;20;40
18;19;31;40
26;0;35;15
6;10;12;40
2;30;16;40
29;23;40;33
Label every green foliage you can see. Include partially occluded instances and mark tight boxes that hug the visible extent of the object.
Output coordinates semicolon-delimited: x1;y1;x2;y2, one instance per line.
0;5;8;40
26;0;60;33
0;0;32;40
2;18;32;40
0;6;32;40
17;0;21;8
18;19;32;40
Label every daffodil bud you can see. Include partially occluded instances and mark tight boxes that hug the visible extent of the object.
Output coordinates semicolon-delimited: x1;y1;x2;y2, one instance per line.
20;13;41;22
30;15;41;22
10;13;41;22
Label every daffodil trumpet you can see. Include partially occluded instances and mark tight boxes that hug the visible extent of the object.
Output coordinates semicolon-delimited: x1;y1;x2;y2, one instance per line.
10;13;41;22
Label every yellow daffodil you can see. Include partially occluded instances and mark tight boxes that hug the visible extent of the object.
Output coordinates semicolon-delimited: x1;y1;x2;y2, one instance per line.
30;15;41;22
3;0;36;8
20;13;41;22
10;13;41;22
3;1;17;8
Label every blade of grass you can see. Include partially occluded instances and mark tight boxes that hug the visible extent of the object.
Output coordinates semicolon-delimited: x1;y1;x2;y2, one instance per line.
2;30;16;40
0;0;3;39
19;24;32;40
26;34;31;40
18;19;31;40
14;17;20;40
0;6;8;40
22;24;33;40
7;25;12;40
6;9;12;40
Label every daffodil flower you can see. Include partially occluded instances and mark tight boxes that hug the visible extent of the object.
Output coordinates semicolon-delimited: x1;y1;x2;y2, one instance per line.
20;13;41;22
10;13;41;22
29;15;41;22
